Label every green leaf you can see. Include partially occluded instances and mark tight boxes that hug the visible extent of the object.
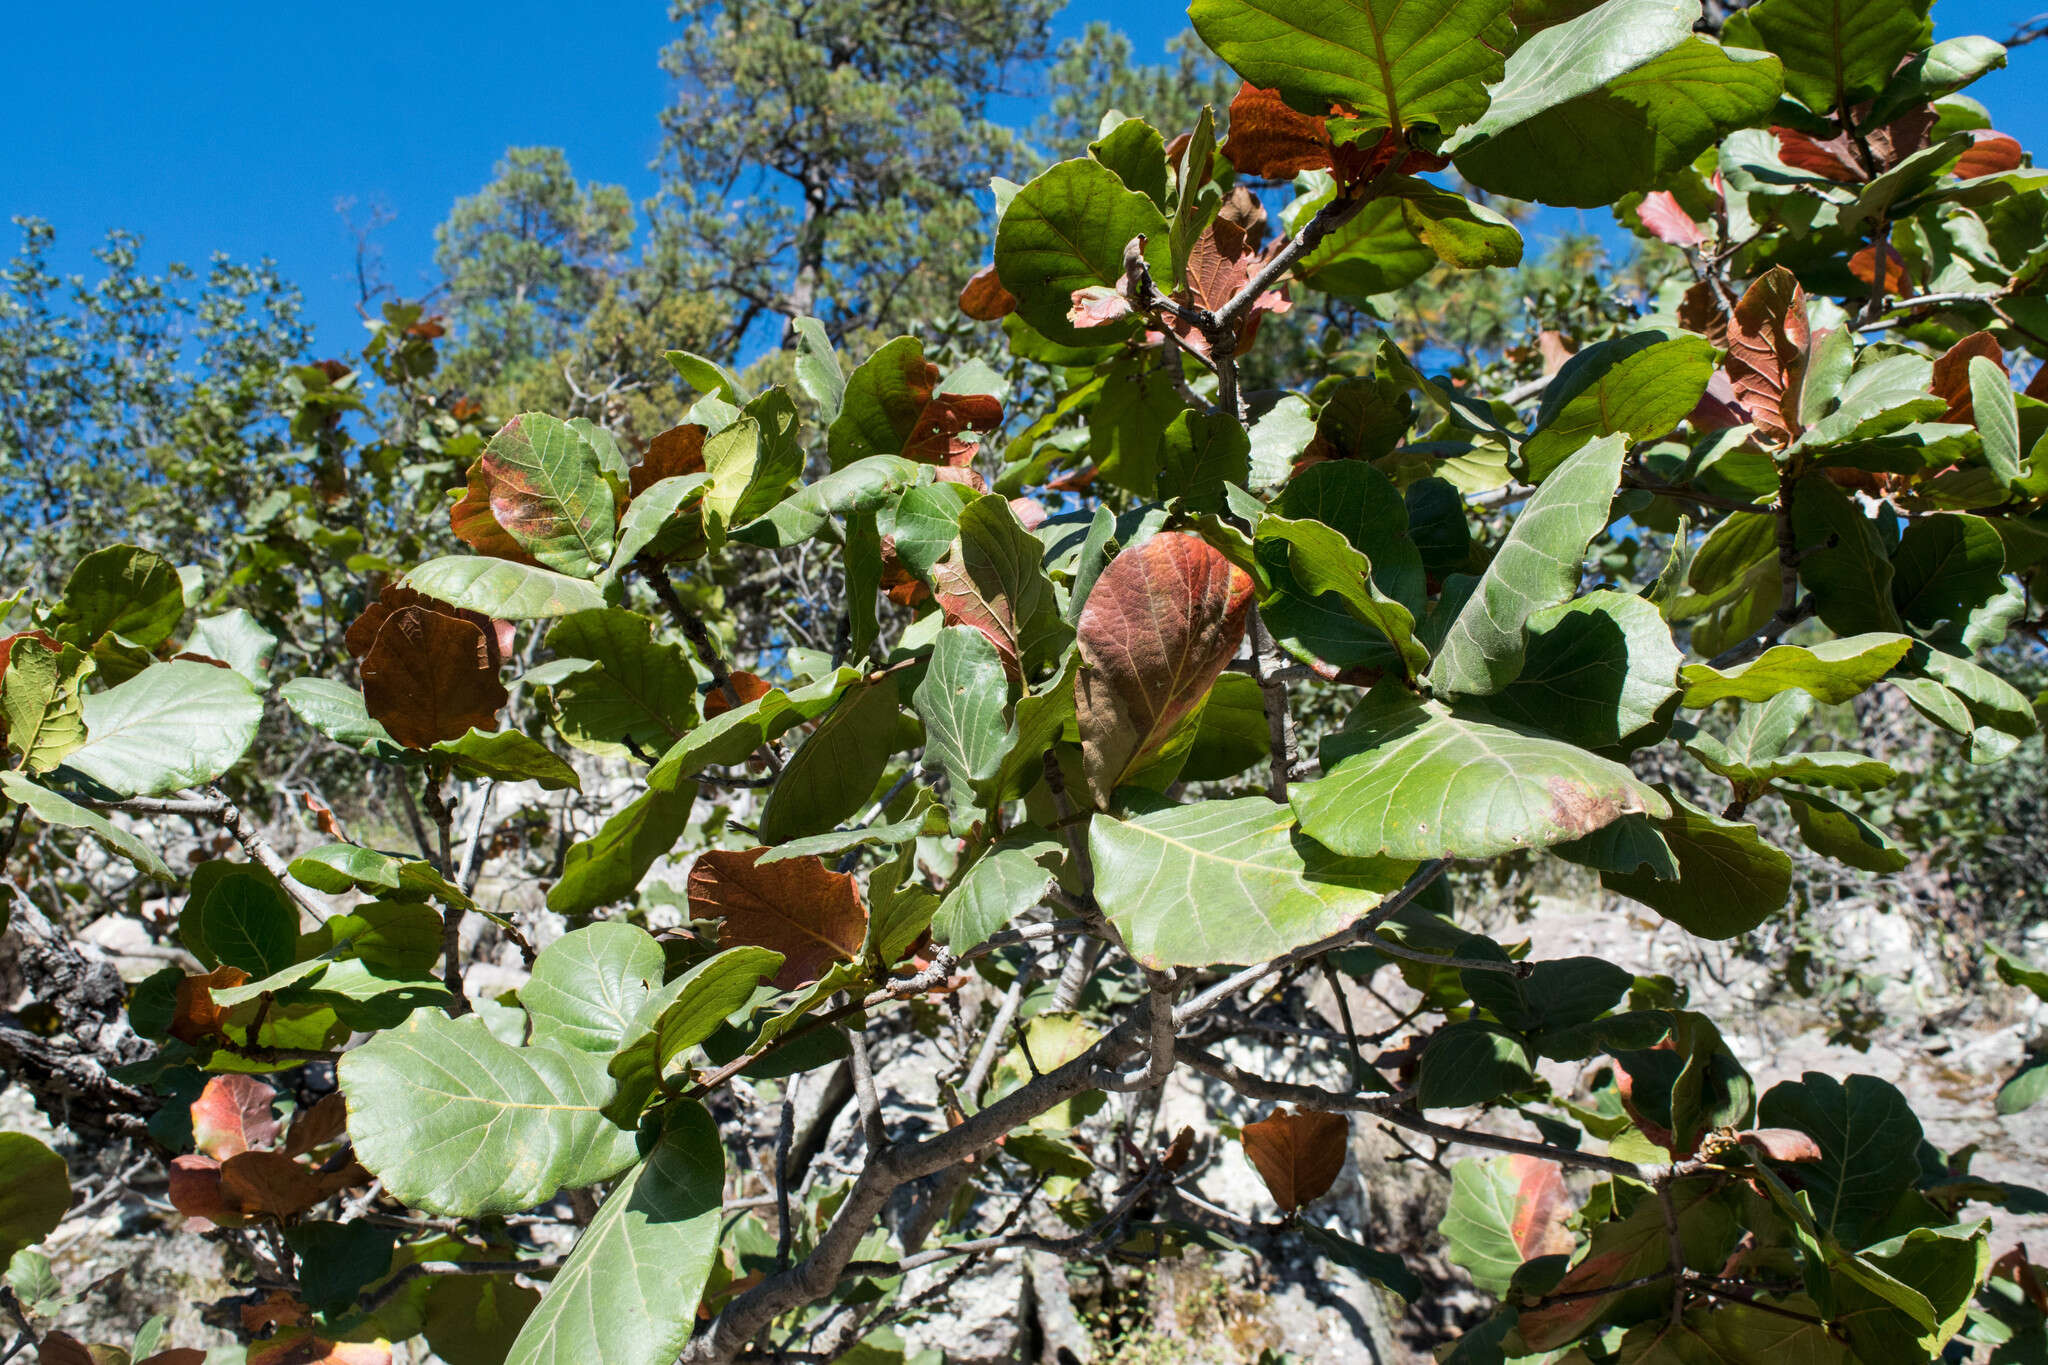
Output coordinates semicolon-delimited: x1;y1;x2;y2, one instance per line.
1180;672;1272;782
1092;796;1414;969
664;349;742;403
474;414;618;576
547;780;701;917
1465;952;1632;1036
1890;513;2005;629
54;544;185;649
338;1009;641;1217
930;833;1063;951
1484;591;1682;752
792;316;845;422
63;660;261;797
1602;790;1791;938
0;772;171;882
1426;434;1626;699
286;843;471;907
1256;514;1429;678
1;637;92;775
1270;458;1424;608
1997;1061;2048;1115
1677;633;1913;706
280;678;397;753
1969;356;2022;486
1991;944;2048;1002
912;627;1010;815
1169;106;1222;286
603;947;785;1127
1297;179;1524;298
1722;0;1933;114
286;1221;398;1314
525;922;667;1054
703;390;805;539
506;1102;724;1365
1521;332;1719;479
1247;394;1317;489
1757;1072;1923;1243
1190;0;1513;136
1159;409;1251;513
608;474;711;572
537;609;697;761
1450;0;1785;208
1552;813;1680;881
180;860;299;976
1090;116;1170;208
734;457;924;549
1683;728;1897;792
934;494;1075;681
1293;686;1668;860
182;609;278;687
0;1133;68;1262
432;729;580;791
1791;474;1903;636
405;556;608;620
755;791;944;866
1443;1158;1536;1296
994;159;1171;348
1904;644;2038;760
1785;791;1907;872
1301;1223;1423;1301
759;677;902;844
1416;1022;1536;1109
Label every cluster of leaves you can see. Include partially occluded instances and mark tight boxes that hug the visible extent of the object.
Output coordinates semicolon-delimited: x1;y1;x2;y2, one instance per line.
5;1;2048;1363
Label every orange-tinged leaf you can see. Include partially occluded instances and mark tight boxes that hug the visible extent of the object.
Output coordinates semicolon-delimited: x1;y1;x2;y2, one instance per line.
1957;131;2025;178
1241;1107;1348;1212
1773;126;1865;182
358;606;510;750
450;460;542;564
1676;281;1728;350
688;848;867;990
241;1291;313;1332
190;1074;279;1160
283;1092;350;1159
167;1154;238;1227
137;1352;208;1365
345;584;511;668
1517;1246;1634;1348
1738;1128;1823;1162
218;1150;356;1218
959;264;1017;321
1849;242;1912;294
632;423;708;498
171;965;249;1045
702;670;773;719
1076;533;1253;805
1931;330;2006;423
1223;83;1335;179
1506;1155;1574;1259
1724;266;1810;447
1637;191;1706;248
247;1333;391;1365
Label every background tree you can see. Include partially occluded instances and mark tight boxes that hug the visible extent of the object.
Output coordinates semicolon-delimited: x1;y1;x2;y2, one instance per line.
650;0;1061;351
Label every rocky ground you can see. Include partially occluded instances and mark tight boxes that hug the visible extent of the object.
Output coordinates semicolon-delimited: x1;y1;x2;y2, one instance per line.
8;876;2046;1362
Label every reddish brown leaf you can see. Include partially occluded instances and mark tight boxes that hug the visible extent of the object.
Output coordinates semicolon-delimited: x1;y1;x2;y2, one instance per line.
1931;330;2006;423
703;671;773;719
1869;106;1937;167
2028;364;2048;402
1076;533;1253;804
283;1092;350;1159
1223;83;1336;179
358;605;510;750
1008;497;1049;530
0;630;61;690
1218;185;1271;251
688;848;867;991
241;1291;313;1333
1688;370;1749;432
1162;1125;1196;1172
247;1334;391;1365
190;1074;279;1160
171;965;249;1045
632;423;708;498
1241;1107;1348;1213
1774;126;1866;182
300;792;347;841
406;315;447;339
219;1150;358;1218
450;459;543;565
1507;1155;1576;1259
1957;131;2025;178
345;585;511;669
35;1333;96;1365
1068;285;1135;330
138;1352;208;1365
1724;267;1811;447
1675;281;1729;350
932;466;989;492
1849;242;1912;294
1738;1128;1823;1163
167;1154;238;1227
870;349;1005;466
1994;1246;2048;1314
1171;217;1292;358
1636;191;1706;248
1517;1246;1635;1348
1535;330;1577;377
959;264;1018;321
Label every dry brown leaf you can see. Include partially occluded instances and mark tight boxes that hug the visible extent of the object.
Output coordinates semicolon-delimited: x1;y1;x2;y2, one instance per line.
1931;330;2006;424
1849;242;1912;294
632;423;708;498
358;605;510;750
689;847;867;990
1076;533;1253;805
702;671;773;720
283;1092;350;1159
345;585;511;668
1222;83;1337;179
1241;1107;1348;1212
1724;266;1811;447
171;965;250;1045
450;459;543;564
959;264;1018;321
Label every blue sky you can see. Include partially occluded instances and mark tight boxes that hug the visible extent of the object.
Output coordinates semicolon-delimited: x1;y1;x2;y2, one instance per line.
6;1;2044;353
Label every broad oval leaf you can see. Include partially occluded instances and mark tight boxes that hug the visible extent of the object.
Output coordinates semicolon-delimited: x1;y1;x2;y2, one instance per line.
687;848;867;991
64;660;263;797
1092;797;1414;968
0;1132;69;1262
338;1009;640;1217
404;557;608;620
506;1102;724;1365
930;832;1063;951
994;159;1171;347
1292;686;1669;860
1241;1107;1349;1213
524;922;667;1055
1484;591;1683;752
469;414;618;577
1077;533;1254;805
1522;331;1718;480
1602;790;1792;938
1722;0;1934;113
1677;632;1913;706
